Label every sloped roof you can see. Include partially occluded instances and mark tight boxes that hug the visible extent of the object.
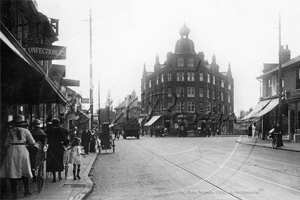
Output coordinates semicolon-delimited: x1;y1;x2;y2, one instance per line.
115;100;141;110
147;72;153;76
257;55;300;79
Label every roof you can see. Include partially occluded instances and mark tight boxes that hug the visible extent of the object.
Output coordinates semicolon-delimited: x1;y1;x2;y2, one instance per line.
257;55;300;79
115;99;141;110
146;72;153;76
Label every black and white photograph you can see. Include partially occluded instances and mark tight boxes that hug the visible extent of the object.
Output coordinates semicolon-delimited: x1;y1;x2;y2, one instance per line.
1;0;300;199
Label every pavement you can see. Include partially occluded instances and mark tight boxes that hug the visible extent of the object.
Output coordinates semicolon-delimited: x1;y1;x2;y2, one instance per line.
2;151;97;200
236;135;300;152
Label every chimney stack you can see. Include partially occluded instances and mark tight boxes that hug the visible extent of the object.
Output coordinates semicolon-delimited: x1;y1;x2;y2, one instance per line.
280;45;291;64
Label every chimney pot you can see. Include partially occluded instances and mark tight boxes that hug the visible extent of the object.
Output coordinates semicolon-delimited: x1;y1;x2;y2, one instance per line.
286;45;288;49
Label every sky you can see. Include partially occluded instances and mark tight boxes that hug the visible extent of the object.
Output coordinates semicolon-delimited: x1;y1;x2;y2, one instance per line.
36;0;300;115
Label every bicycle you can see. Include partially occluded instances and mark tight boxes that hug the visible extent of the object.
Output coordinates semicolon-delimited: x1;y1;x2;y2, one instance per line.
271;133;278;149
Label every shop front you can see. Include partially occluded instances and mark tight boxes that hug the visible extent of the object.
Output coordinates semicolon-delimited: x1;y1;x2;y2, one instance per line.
1;22;70;132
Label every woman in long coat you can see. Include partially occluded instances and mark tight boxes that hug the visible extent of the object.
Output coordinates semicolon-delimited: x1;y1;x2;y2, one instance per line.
0;115;35;199
46;118;69;182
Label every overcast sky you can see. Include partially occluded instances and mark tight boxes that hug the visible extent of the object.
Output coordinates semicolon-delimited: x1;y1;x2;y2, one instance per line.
37;0;300;114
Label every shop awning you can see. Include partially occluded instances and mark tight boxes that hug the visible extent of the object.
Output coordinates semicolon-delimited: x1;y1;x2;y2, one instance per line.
76;110;90;125
109;123;116;128
251;98;279;118
144;115;161;126
1;22;70;105
241;99;271;121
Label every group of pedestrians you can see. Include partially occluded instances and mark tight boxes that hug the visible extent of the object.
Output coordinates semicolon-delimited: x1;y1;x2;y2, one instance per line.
0;115;94;199
248;123;257;138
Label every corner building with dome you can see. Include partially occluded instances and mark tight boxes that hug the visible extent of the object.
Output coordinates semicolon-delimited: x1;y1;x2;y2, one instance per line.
141;24;235;135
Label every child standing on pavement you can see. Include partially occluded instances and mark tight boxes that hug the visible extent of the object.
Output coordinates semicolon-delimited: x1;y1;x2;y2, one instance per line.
69;137;83;180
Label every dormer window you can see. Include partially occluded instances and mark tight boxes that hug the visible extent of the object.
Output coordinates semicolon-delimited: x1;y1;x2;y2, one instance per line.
177;57;184;67
188;58;194;67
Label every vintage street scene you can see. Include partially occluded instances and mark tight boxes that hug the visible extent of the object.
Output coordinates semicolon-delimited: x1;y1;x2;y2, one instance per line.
1;0;300;200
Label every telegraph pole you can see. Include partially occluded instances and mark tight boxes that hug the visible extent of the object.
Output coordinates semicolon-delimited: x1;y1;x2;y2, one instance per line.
89;8;93;129
278;15;283;146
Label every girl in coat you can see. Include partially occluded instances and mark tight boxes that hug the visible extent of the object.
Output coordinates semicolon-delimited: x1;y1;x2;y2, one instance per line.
69;137;83;180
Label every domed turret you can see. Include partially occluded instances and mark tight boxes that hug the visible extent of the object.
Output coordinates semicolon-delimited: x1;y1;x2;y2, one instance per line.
179;23;190;38
175;24;196;54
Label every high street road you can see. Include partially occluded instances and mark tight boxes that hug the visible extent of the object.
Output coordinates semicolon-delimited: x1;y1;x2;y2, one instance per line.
87;136;300;200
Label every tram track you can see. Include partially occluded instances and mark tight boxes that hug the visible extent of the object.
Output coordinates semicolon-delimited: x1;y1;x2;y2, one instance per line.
135;142;242;200
135;139;300;196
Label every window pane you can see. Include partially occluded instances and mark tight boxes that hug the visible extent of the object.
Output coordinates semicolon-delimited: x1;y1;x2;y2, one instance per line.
199;88;203;97
188;58;194;67
177;57;184;67
200;73;203;81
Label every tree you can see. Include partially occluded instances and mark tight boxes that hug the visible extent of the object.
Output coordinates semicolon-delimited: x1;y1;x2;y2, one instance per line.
105;90;113;111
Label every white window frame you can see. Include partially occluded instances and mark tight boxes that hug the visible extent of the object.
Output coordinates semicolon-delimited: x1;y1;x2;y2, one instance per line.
187;72;195;81
221;80;224;88
177;87;185;97
188;58;194;67
221;92;224;101
207;74;210;83
187;101;195;112
177;72;184;81
187;87;195;97
271;75;277;96
199;73;203;81
199;88;203;97
213;76;215;85
207;89;210;98
177;101;184;111
168;73;172;81
149;80;152;88
177;57;184;67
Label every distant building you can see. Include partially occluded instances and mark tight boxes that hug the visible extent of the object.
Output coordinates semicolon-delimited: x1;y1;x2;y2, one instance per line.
141;24;235;134
114;93;141;124
244;45;300;141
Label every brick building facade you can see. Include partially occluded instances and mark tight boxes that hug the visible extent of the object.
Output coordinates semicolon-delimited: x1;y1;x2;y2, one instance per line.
141;24;235;135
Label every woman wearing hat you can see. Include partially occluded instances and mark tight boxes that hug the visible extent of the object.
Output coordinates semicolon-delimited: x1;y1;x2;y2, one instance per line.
0;115;35;199
46;118;69;182
28;119;46;182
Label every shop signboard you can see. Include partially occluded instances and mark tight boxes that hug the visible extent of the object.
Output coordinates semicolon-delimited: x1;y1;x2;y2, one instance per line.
26;44;66;60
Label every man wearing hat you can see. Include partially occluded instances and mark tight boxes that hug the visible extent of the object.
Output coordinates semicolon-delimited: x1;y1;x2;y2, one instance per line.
46;118;69;182
0;115;35;198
